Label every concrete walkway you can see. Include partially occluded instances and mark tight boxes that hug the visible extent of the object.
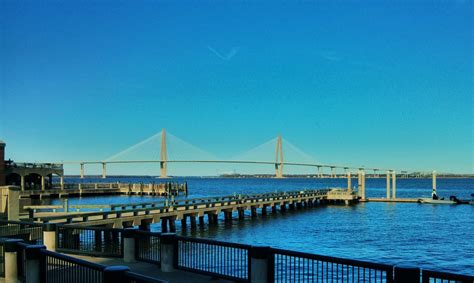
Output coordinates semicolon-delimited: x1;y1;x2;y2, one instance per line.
74;254;235;283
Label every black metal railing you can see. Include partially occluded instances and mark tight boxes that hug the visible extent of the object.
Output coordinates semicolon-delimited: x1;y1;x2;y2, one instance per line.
421;270;474;283
15;241;30;281
0;220;44;244
40;248;166;283
176;236;251;282
40;249;107;283
56;225;123;257
273;248;394;283
135;231;161;264
0;240;4;277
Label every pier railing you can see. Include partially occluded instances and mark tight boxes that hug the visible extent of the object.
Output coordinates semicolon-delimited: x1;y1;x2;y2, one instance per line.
176;236;251;282
0;220;44;244
134;230;161;264
421;270;474;283
0;237;167;283
56;225;123;257
0;222;473;283
272;248;394;283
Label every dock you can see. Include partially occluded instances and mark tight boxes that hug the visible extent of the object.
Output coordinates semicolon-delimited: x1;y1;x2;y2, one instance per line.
30;188;359;231
18;182;188;199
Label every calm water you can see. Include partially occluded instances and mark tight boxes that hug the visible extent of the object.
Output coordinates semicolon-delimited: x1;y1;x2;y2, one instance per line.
47;177;474;275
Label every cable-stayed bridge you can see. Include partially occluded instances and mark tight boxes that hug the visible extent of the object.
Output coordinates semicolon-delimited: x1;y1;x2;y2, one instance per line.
56;129;425;179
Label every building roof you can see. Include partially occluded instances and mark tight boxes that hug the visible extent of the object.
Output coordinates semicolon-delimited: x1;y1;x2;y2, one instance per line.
0;140;5;145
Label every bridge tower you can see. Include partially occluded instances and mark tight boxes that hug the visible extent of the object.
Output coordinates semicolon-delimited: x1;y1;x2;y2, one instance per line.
159;129;168;178
275;135;284;178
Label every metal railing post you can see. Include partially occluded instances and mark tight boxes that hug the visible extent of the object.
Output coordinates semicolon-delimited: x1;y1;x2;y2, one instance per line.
24;244;46;283
394;266;420;283
160;233;177;272
43;223;57;251
103;266;130;283
123;229;136;263
249;246;273;283
4;239;23;283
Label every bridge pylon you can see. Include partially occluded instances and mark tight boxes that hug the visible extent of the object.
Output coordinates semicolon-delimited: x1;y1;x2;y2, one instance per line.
159;128;168;178
275;135;284;178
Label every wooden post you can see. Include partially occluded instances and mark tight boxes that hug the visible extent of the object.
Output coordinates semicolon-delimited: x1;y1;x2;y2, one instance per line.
190;216;197;229
102;162;106;179
385;171;390;199
347;172;352;192
392;171;397;199
80;163;84;179
161;218;168;233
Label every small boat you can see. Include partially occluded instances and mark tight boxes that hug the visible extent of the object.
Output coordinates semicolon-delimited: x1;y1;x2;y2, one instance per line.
418;198;457;205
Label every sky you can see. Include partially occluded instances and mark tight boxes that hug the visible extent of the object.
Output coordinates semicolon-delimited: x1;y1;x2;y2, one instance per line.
0;0;473;175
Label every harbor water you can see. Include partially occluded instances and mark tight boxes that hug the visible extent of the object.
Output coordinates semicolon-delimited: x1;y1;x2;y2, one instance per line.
45;177;474;275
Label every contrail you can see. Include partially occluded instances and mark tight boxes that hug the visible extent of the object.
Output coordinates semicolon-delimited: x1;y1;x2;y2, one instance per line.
207;45;240;61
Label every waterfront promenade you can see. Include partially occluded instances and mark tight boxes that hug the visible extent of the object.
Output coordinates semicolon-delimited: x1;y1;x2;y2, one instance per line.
1;222;473;283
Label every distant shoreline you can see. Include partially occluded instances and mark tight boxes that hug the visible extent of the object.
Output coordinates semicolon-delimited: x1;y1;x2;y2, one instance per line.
61;175;474;179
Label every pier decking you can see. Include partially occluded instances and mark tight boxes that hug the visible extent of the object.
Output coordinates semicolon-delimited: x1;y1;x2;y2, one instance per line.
31;189;358;231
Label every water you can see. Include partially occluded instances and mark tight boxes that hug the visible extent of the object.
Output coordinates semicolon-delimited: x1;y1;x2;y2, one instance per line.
47;177;474;275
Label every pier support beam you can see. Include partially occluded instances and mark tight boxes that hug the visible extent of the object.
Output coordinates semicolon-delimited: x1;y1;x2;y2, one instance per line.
180;216;187;229
317;166;322;178
102;162;107;179
41;175;45;191
169;217;176;232
347;172;352;192
21;175;25;191
362;170;366;199
238;208;245;220
159;129;168;178
60;175;64;190
190;216;197;229
251;207;257;218
275;135;284;178
358;170;366;199
139;221;151;231
80;163;84;179
161;218;168;233
386;171;391;199
392;171;397;199
224;210;232;222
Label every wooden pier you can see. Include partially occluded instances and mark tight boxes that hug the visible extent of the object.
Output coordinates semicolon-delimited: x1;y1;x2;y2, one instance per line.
30;188;359;231
18;182;188;199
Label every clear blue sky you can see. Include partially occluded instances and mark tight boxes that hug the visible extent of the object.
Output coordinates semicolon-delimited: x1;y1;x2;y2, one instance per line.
0;0;472;174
